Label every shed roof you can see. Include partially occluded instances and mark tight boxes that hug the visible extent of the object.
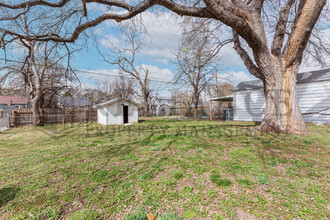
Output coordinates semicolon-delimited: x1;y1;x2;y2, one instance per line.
95;97;139;108
210;95;233;101
0;96;29;105
234;68;330;92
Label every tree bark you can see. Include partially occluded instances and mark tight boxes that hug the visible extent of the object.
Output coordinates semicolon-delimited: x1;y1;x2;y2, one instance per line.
193;88;199;119
258;59;308;134
194;102;198;119
141;88;149;117
31;90;43;126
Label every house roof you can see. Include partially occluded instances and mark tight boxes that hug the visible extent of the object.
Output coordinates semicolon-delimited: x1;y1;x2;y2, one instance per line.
210;95;233;102
95;97;139;108
0;96;29;105
234;68;330;92
60;97;90;107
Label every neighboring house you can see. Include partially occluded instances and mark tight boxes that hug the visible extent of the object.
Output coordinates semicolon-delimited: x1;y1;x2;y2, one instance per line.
156;97;176;107
59;97;91;108
0;96;29;117
210;95;234;121
95;97;139;125
233;69;330;124
154;97;176;116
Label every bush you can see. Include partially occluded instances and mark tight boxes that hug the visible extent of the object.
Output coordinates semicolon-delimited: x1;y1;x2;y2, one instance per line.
184;109;194;118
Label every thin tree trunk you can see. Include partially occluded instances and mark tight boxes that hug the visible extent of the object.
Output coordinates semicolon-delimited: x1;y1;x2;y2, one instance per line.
31;92;43;126
194;90;199;119
142;91;149;117
259;62;307;133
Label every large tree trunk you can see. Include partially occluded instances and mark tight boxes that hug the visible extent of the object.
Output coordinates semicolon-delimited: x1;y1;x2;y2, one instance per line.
194;102;198;119
259;61;307;134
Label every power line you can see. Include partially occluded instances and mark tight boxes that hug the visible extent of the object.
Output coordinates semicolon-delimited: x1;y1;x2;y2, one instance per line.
0;57;185;85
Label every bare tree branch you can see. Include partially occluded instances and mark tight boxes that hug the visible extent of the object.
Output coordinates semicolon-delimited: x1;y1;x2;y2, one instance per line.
232;31;264;81
271;0;295;56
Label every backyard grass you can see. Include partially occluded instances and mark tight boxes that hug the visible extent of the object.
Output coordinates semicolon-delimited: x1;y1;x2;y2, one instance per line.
0;119;329;219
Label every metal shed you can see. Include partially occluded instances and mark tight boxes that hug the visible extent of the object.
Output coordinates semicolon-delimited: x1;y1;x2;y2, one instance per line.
95;97;139;125
233;69;330;124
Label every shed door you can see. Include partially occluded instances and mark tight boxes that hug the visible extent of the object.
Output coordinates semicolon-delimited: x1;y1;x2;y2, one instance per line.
123;105;129;123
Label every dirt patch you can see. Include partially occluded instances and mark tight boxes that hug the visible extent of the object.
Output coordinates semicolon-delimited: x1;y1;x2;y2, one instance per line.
236;209;257;220
58;200;85;218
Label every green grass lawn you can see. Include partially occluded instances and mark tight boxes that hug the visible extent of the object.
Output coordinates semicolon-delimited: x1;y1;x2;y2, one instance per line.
0;119;329;219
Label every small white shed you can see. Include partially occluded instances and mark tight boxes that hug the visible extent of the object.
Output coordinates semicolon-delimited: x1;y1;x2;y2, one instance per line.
234;69;330;124
95;97;139;125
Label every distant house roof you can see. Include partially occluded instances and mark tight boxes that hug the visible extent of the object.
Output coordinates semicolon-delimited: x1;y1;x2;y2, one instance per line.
0;96;29;105
210;95;233;102
60;97;90;107
95;97;139;108
157;97;175;101
234;69;330;92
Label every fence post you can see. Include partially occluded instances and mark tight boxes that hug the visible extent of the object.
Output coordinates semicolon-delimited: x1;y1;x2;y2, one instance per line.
10;109;15;126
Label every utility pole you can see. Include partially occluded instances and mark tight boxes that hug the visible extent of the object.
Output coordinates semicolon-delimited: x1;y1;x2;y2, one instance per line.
215;71;221;119
208;85;213;120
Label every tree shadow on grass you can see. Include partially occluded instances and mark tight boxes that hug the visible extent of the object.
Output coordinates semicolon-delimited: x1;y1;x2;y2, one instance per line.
0;187;19;207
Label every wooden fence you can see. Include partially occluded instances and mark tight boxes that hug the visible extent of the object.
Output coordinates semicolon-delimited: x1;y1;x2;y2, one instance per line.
4;107;97;126
0;117;9;132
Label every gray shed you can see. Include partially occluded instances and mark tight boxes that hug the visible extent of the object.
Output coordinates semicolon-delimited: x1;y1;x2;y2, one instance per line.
233;69;330;123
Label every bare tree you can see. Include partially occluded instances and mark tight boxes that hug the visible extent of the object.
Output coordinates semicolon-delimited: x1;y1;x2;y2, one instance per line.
175;18;230;118
96;21;153;116
0;72;27;96
147;88;159;116
176;91;194;109
96;74;135;102
113;75;135;100
219;83;234;97
0;43;75;125
0;0;329;133
96;79;114;102
0;10;77;126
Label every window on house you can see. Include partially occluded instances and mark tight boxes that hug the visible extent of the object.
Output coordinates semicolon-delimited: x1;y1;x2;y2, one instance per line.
14;105;20;109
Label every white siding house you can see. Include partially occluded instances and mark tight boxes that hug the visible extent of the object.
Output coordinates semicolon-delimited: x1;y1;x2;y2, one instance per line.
95;97;139;125
234;69;330;124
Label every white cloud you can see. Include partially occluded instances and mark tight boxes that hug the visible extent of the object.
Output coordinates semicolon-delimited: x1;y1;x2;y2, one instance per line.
219;71;256;86
99;11;182;64
8;41;28;55
78;69;121;82
96;11;248;66
86;3;108;13
99;34;120;49
220;44;246;68
139;64;174;82
139;12;182;63
93;27;104;36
